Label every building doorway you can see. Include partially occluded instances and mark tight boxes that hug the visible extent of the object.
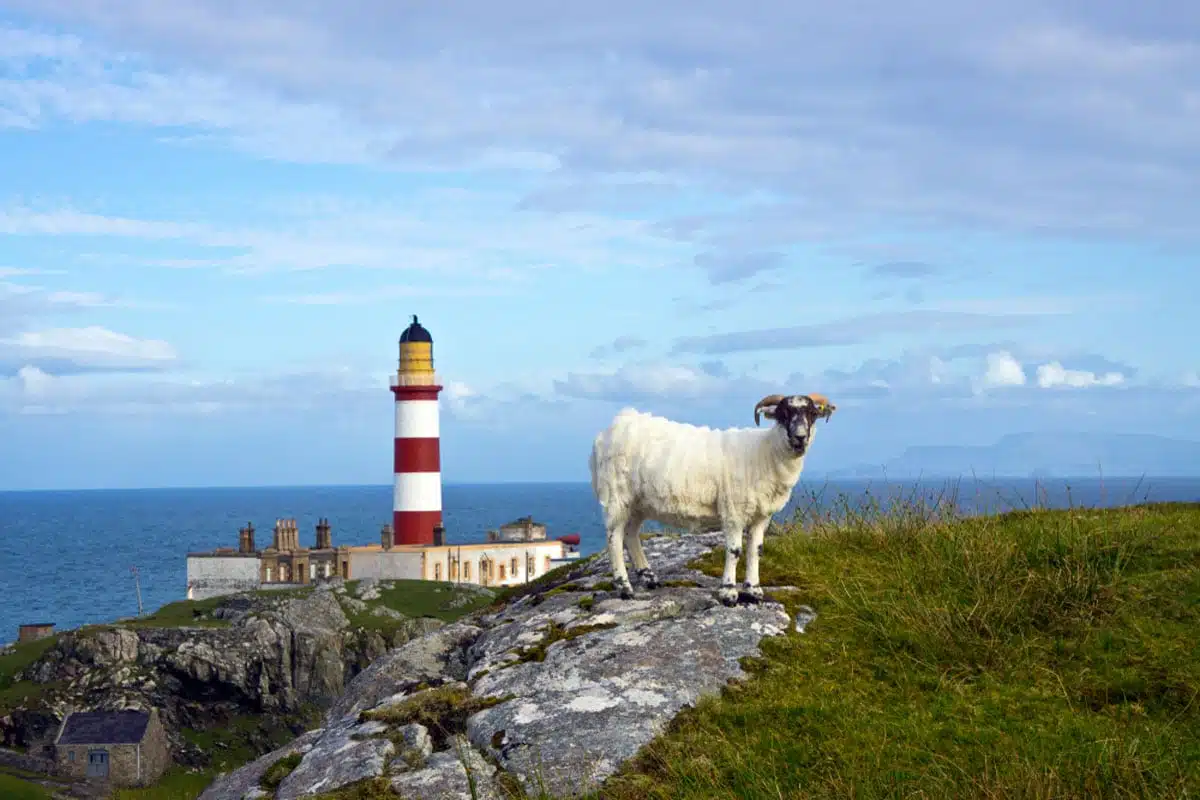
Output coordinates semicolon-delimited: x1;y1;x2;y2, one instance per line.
87;750;109;779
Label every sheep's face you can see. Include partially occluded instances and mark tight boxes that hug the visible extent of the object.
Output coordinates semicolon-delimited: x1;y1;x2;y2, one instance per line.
762;395;835;456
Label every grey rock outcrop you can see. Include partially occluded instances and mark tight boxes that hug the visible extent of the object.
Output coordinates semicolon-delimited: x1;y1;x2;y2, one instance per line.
391;746;503;800
274;718;395;800
201;532;796;798
1;582;454;766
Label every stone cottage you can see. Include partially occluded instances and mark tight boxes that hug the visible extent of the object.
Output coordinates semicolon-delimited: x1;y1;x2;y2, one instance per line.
53;708;171;787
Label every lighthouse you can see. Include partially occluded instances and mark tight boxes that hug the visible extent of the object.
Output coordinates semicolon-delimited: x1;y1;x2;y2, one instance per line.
390;315;443;546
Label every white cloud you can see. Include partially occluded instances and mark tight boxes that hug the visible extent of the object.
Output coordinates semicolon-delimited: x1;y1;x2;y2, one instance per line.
0;197;680;278
0;326;178;372
1036;361;1125;389
983;351;1027;388
554;361;726;402
2;3;1198;243
16;364;54;397
264;285;517;305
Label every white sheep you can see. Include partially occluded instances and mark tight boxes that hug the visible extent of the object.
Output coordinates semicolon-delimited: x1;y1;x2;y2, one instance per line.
589;393;836;606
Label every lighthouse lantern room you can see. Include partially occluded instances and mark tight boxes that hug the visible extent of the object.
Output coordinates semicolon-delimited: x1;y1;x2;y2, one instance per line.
390;315;444;546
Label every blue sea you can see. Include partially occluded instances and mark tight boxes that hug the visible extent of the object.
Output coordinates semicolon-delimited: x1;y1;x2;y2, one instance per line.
1;477;1197;645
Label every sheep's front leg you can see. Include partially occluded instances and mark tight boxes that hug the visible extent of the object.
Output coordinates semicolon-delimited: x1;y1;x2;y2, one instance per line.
605;514;635;599
623;517;659;589
739;518;770;604
718;524;744;607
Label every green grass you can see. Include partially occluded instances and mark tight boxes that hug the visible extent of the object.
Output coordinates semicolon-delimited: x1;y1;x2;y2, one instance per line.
340;579;495;635
110;767;218;800
181;705;321;774
117;596;231;629
588;500;1200;800
488;554;601;609
0;635;60;715
0;636;58;691
261;752;303;789
0;771;53;800
360;684;511;751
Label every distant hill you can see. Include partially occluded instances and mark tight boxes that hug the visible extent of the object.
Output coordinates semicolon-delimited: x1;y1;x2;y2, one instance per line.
829;432;1200;479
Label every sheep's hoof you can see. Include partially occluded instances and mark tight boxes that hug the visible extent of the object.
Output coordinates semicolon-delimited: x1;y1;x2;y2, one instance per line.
717;585;739;607
617;581;635;600
738;585;764;605
635;569;660;590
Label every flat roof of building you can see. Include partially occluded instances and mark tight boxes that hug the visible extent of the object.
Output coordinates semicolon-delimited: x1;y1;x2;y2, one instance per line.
346;540;565;554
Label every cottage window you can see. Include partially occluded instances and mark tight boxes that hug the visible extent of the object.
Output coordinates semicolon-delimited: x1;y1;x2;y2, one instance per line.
434;563;442;581
545;556;552;571
265;567;273;582
511;557;519;575
68;751;75;762
499;564;507;580
310;563;316;580
450;560;459;580
464;562;472;580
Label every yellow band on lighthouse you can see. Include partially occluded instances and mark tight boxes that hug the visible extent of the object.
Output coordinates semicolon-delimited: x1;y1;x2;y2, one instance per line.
399;341;435;382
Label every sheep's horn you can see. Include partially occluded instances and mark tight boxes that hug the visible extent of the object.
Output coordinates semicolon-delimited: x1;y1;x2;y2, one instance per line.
753;394;787;426
805;393;836;419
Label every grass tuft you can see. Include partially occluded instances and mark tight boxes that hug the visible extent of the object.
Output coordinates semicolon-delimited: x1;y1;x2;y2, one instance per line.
360;684;512;751
513;621;619;665
260;752;303;789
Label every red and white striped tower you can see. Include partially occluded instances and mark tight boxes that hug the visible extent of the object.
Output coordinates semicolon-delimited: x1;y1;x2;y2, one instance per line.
390;315;443;546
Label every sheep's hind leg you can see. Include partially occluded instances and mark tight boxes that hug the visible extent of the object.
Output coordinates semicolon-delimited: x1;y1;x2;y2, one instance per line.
623;517;658;589
739;518;770;605
718;524;744;607
605;513;635;599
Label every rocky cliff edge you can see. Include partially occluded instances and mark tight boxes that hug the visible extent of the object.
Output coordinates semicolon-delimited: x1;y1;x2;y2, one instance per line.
201;533;800;799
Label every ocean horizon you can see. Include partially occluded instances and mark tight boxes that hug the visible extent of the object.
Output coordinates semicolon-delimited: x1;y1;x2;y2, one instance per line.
2;476;1197;645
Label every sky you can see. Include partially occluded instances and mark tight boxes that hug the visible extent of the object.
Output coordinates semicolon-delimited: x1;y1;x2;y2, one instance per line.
0;1;1198;489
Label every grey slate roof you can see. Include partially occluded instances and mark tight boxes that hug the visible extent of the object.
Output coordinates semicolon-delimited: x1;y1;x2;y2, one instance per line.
57;710;150;745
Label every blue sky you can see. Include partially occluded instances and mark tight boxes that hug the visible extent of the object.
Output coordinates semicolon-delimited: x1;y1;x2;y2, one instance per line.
1;2;1198;489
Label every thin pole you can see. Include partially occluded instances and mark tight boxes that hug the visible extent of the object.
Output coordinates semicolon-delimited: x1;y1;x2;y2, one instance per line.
131;566;144;617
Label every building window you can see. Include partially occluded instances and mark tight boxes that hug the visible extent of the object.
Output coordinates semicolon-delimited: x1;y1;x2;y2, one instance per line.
68;751;75;762
545;556;552;571
511;557;519;575
464;562;472;580
450;560;459;580
498;564;506;580
265;567;273;582
434;563;442;581
310;563;316;580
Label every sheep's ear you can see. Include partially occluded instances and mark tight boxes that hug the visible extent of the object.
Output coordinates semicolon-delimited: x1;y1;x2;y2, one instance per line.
754;394;787;426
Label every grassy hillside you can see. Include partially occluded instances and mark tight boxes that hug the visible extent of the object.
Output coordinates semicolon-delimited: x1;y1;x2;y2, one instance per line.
596;500;1200;799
